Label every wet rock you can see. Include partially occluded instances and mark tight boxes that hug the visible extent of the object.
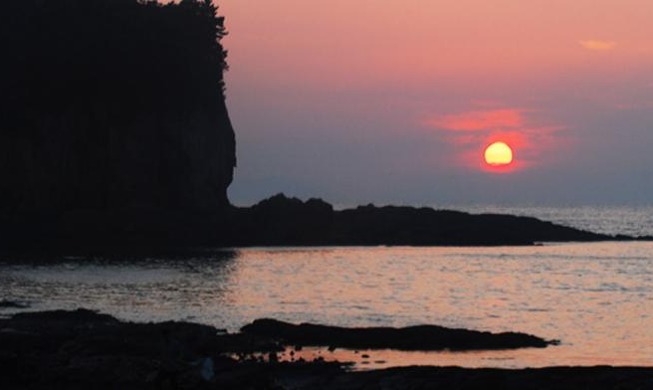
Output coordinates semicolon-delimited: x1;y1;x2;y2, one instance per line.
0;309;275;389
2;309;653;389
241;318;556;351
0;300;29;309
283;366;653;390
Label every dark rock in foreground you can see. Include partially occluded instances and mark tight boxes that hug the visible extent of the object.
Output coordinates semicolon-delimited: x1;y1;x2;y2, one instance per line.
285;366;653;390
1;309;652;389
241;318;556;351
0;299;29;309
0;309;281;389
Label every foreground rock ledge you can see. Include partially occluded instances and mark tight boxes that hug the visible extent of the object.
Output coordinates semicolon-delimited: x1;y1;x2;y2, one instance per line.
2;309;652;389
241;318;556;351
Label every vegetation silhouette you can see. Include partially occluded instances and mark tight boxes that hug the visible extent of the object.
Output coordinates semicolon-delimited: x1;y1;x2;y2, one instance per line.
1;0;235;213
1;0;235;249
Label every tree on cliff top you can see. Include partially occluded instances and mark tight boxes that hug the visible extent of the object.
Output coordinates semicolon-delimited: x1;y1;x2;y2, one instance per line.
0;0;236;214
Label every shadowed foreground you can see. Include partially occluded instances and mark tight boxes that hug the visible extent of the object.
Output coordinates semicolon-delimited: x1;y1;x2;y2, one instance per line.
241;318;555;351
1;309;652;389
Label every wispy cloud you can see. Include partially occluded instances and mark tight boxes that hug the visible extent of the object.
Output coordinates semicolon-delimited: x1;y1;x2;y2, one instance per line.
428;109;525;131
579;40;616;51
424;108;566;171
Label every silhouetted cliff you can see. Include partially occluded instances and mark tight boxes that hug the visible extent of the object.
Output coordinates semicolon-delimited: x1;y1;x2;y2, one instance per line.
1;0;235;247
0;2;644;251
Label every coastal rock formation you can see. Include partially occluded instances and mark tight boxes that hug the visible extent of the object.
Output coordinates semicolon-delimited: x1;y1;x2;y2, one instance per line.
289;366;653;390
241;318;556;351
0;0;235;247
224;194;633;246
0;2;646;251
0;309;279;389
2;309;652;389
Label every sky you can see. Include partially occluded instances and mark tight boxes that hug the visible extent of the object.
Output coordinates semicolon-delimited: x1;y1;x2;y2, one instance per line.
218;0;653;207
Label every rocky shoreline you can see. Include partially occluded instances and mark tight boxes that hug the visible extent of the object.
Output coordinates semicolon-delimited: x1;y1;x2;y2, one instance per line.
241;318;557;351
6;194;652;254
2;309;651;389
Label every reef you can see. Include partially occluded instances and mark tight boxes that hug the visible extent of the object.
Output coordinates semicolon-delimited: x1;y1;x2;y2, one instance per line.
221;194;646;247
241;318;556;351
1;309;651;389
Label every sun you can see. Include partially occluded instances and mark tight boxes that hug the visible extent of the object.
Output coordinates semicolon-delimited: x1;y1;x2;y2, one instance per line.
484;141;513;166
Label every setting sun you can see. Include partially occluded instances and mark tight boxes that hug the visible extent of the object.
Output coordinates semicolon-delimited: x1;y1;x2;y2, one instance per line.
484;142;513;166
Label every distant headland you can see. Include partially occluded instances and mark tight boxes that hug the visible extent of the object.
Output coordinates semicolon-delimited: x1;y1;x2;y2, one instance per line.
0;0;648;252
222;193;639;247
3;192;648;252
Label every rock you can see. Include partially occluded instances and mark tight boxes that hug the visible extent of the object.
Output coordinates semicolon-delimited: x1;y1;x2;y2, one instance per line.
241;318;556;351
1;0;235;250
198;357;215;381
224;193;634;247
282;366;653;390
2;309;653;389
0;300;29;309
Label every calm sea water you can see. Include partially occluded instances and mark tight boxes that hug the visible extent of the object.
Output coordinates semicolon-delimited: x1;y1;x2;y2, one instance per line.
444;204;653;237
1;206;653;369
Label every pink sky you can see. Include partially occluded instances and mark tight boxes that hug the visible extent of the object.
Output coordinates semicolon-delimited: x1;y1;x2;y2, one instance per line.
218;0;653;206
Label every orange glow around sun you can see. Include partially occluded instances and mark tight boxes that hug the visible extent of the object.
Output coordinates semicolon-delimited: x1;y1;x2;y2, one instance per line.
484;141;513;166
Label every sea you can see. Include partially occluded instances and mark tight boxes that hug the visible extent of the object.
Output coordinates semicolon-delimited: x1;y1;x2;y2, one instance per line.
2;205;653;369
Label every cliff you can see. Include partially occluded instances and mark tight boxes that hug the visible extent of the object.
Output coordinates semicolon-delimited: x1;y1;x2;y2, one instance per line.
0;0;235;247
0;2;643;251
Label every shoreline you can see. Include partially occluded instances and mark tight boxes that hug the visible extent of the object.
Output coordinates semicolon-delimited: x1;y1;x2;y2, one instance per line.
2;309;652;389
4;195;652;252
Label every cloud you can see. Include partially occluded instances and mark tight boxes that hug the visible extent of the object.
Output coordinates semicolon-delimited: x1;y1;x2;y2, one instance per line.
424;108;567;171
428;109;525;131
579;40;616;51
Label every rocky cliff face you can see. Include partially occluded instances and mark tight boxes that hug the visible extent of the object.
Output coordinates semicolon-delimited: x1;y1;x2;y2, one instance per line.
0;0;235;216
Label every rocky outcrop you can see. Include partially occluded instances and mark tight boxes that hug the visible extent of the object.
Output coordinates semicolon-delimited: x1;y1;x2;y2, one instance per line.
224;194;642;246
0;309;279;389
285;366;653;390
241;318;556;351
0;0;235;248
2;309;653;389
1;2;647;251
0;309;553;389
